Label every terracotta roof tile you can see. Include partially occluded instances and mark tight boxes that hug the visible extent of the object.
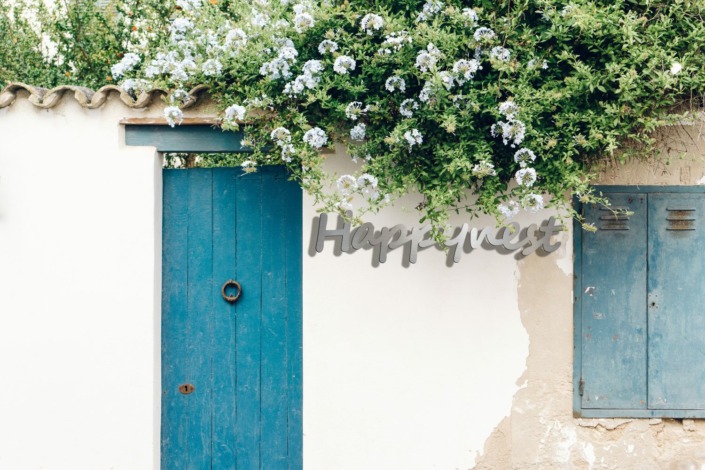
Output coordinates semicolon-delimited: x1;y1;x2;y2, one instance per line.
0;83;209;110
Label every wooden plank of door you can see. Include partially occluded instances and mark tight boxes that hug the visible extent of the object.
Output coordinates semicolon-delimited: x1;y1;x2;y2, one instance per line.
235;171;264;468
184;169;215;467
283;174;303;469
212;168;239;466
260;170;290;469
161;170;191;469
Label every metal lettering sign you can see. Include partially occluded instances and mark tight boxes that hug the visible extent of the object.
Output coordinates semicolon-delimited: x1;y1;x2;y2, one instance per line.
311;213;562;265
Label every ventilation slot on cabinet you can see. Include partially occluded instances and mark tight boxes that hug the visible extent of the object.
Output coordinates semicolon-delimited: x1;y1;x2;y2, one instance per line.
666;208;696;231
599;206;630;230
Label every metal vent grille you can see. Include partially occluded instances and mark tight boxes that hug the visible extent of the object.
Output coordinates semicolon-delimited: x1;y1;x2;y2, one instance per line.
666;208;696;231
599;206;630;231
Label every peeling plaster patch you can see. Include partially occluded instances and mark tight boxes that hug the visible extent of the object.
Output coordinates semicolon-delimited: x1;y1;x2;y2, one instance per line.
576;418;633;430
583;442;595;468
683;420;697;432
697;174;705;185
556;424;578;463
553;228;572;276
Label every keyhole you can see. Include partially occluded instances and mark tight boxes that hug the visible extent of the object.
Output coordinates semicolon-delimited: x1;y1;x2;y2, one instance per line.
179;383;195;395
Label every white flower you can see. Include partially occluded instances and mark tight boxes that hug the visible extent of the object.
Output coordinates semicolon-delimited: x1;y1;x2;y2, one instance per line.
438;71;454;90
294;12;315;33
260;58;292;80
415;52;434;72
491;119;526;147
358;173;379;199
378;31;412;55
170;18;194;42
472;160;496;178
303;59;324;75
385;76;406;92
176;0;201;10
285;60;323;95
224;28;247;50
498;200;520;218
561;5;576;17
399;99;418;118
274;19;290;29
357;173;378;189
224;104;247;123
522;193;544;212
333;55;356;74
318;39;338;54
111;53;141;78
303;127;328;148
473;27;495;42
515;167;537;187
292;3;308;14
498;100;520;119
278;45;299;62
419;80;435;102
241;160;257;173
119;78;151;95
350;123;366;141
284;76;307;95
403;129;423;150
452;59;481;84
281;144;296;163
251;10;270;28
337;200;354;212
361;13;384;35
337;174;358;194
670;61;683;75
461;8;478;26
202;58;222;76
514;148;536;167
169;89;189;105
164;106;183;128
345;101;364;120
528;58;548;70
271;126;292;145
490;46;511;62
417;0;443;22
260;44;299;81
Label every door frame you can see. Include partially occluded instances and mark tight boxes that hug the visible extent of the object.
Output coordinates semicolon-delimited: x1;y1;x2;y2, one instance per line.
125;123;302;468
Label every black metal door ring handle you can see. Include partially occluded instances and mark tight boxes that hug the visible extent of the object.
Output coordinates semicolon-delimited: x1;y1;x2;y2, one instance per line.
221;279;242;303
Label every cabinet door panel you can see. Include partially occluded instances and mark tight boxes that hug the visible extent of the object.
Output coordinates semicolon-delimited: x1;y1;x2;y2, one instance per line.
648;193;705;410
580;193;648;409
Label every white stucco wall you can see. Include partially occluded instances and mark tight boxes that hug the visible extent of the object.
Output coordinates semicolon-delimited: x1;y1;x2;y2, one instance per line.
0;91;559;469
302;155;538;469
0;95;162;469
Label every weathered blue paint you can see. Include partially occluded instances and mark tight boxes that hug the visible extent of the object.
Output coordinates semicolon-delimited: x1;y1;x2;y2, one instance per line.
580;193;648;410
162;167;302;469
647;193;705;410
575;186;705;418
125;125;250;153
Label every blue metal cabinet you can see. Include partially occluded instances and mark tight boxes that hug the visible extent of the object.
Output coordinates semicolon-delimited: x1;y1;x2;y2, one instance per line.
575;187;705;418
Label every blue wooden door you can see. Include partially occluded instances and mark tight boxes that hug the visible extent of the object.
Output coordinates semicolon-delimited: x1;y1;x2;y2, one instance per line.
161;167;302;469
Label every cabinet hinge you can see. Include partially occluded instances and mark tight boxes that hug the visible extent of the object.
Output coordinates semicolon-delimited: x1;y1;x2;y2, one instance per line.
579;378;585;396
